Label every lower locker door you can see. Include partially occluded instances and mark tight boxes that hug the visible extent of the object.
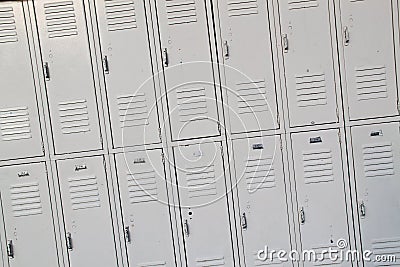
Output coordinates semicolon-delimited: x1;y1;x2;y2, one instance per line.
0;163;59;267
115;150;176;267
56;156;117;267
291;129;350;266
173;142;234;266
351;122;400;265
233;136;292;266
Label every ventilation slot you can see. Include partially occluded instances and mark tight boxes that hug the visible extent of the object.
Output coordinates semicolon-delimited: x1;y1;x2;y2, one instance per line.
362;142;394;178
356;66;388;101
311;244;342;265
58;99;91;135
186;164;217;198
127;170;158;204
105;0;137;31
295;72;327;107
177;87;208;122
137;261;166;267
372;237;400;266
288;0;319;10
244;156;276;193
227;0;258;17
117;93;149;128
302;149;334;184
10;182;43;217
236;79;268;115
44;1;78;38
0;6;18;44
68;175;101;210
195;256;224;267
166;0;197;25
0;106;32;141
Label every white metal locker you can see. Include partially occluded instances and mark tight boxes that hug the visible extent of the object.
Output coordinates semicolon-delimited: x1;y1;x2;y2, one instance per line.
291;129;350;266
0;1;43;161
340;0;399;120
217;0;279;133
155;0;220;141
351;122;400;264
34;0;102;154
115;150;176;266
56;156;117;267
0;163;59;267
232;136;292;266
173;142;234;266
279;0;339;127
94;0;161;148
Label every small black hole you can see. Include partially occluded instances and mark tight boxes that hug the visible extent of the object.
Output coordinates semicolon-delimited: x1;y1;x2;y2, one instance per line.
188;211;193;216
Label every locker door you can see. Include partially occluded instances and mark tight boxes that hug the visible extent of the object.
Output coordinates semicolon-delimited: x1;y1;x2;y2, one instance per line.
173;142;234;266
340;0;399;120
218;0;279;133
115;150;176;266
34;0;102;154
56;156;117;267
233;136;292;266
279;0;338;127
291;129;350;266
94;0;160;148
0;163;59;267
155;0;220;141
0;1;43;161
351;122;400;263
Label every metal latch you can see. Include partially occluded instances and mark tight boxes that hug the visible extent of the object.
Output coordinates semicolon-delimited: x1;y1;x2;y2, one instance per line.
282;34;289;53
299;207;306;224
103;56;110;74
7;240;14;258
241;212;248;230
66;232;73;250
344;27;350;46
223;40;229;59
124;226;131;243
163;48;169;67
44;62;50;81
183;219;190;237
360;202;366;218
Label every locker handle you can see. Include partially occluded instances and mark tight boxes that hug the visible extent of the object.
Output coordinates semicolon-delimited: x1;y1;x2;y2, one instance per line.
124;226;131;243
163;48;169;67
183;219;190;237
241;212;248;230
66;232;73;250
282;34;289;53
7;240;14;258
360;202;366;218
75;164;87;171
44;62;50;81
299;207;305;224
17;171;29;177
344;27;350;46
103;56;110;74
370;130;382;137
223;40;229;59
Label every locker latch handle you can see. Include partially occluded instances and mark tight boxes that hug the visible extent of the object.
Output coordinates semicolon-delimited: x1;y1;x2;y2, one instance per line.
7;240;14;258
17;171;29;177
163;48;169;67
183;219;190;237
282;34;289;53
241;212;248;230
344;27;350;46
223;40;229;59
44;62;50;81
103;56;110;74
299;207;306;224
124;226;131;243
66;232;73;250
360;202;366;218
75;164;87;171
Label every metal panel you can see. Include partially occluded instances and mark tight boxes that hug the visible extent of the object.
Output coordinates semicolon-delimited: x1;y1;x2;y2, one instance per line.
173;142;233;266
0;1;43;161
291;129;350;266
217;0;279;133
34;0;102;154
56;156;117;267
341;0;399;120
155;0;220;140
351;122;400;263
0;163;59;267
279;0;339;126
95;0;161;148
233;136;292;266
115;150;176;266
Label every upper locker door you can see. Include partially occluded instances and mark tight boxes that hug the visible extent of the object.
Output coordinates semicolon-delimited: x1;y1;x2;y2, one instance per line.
0;1;43;161
34;0;102;154
0;163;59;267
279;0;339;127
173;142;234;266
115;150;176;266
217;0;279;133
351;122;400;263
95;0;161;148
291;129;350;266
56;156;117;267
233;136;292;266
155;0;220;141
340;0;399;120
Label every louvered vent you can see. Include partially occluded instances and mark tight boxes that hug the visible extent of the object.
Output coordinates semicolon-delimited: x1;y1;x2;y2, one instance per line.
105;0;137;31
362;142;395;178
0;106;32;141
68;175;101;210
227;0;258;17
117;93;149;128
302;148;334;184
0;6;18;44
288;0;319;10
195;256;224;266
186;164;217;198
44;1;78;38
11;182;43;217
295;72;327;107
177;87;208;122
166;0;197;25
355;66;388;101
236;80;268;115
244;156;276;193
127;170;158;204
58;99;91;135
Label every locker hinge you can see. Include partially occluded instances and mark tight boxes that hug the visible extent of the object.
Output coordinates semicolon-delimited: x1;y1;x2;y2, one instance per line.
359;201;366;218
343;26;350;46
223;40;229;59
277;110;280;126
183;219;190;237
43;62;50;81
217;122;221;134
66;232;73;250
158;127;162;141
42;142;45;154
103;56;110;74
336;107;340;120
124;226;131;243
162;48;169;67
338;132;342;144
241;212;248;230
282;34;289;53
7;240;14;258
161;152;165;164
100;134;104;147
299;207;306;224
279;138;283;150
397;101;400;113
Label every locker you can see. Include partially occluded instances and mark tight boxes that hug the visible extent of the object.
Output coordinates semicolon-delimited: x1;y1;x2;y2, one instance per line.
94;0;161;148
155;0;220;141
232;136;292;266
217;0;279;133
34;0;102;154
56;156;117;267
340;0;399;120
0;1;43;161
350;122;400;264
291;129;350;266
279;0;339;127
173;142;234;266
115;150;176;266
0;163;59;267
